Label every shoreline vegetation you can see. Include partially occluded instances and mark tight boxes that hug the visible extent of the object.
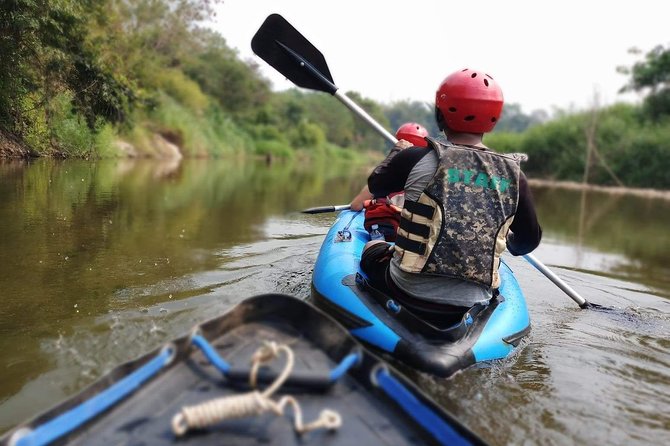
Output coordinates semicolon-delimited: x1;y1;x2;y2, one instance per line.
1;1;669;191
3;137;668;201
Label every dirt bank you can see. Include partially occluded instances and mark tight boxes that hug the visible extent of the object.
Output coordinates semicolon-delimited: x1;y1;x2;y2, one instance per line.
0;132;32;158
528;178;670;200
0;131;183;160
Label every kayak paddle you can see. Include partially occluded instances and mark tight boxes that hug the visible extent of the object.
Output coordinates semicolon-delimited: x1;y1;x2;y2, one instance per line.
302;205;351;214
251;14;397;144
523;253;605;309
251;14;597;309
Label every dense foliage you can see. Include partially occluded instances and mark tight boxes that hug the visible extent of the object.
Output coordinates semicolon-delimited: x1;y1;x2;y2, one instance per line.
488;104;670;188
488;44;670;189
0;0;380;160
1;1;669;188
618;44;670;120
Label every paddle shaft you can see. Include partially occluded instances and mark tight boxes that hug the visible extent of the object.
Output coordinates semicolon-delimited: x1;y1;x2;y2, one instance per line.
278;36;397;143
523;254;589;308
253;14;590;308
334;91;397;144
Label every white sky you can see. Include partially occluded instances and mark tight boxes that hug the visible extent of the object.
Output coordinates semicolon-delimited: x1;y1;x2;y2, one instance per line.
212;0;669;114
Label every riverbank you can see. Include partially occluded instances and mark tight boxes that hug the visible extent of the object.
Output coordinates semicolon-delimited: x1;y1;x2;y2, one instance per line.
0;131;32;158
528;178;670;200
4;132;668;199
0;129;185;160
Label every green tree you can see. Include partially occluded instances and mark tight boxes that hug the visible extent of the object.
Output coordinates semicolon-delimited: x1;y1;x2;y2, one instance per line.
0;0;132;136
183;30;271;119
496;103;547;132
618;45;670;120
345;91;390;150
286;90;357;147
384;100;437;137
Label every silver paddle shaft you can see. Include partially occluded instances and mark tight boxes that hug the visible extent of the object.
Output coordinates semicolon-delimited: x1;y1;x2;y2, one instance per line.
334;90;397;144
523;253;588;307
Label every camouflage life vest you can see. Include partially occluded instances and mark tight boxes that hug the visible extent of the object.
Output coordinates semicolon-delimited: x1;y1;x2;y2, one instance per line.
394;137;520;288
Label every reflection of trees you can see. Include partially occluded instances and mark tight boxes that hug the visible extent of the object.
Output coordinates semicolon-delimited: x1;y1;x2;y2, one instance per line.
0;158;366;417
532;184;670;289
1;157;366;313
577;188;626;265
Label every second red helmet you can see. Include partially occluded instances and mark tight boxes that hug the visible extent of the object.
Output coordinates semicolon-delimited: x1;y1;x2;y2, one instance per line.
435;68;503;134
395;122;429;147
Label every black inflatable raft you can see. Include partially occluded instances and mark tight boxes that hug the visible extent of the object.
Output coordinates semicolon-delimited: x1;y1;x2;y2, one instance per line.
1;294;486;446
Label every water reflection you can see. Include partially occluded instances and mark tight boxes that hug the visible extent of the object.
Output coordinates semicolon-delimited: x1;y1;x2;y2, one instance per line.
532;185;670;297
0;157;366;429
1;159;669;443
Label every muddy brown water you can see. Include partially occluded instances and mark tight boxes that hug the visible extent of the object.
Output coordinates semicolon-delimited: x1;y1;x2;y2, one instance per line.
0;158;668;445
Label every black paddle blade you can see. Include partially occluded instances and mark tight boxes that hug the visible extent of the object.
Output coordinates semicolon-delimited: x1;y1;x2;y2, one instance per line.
301;204;351;214
581;301;616;312
302;206;337;214
251;14;337;95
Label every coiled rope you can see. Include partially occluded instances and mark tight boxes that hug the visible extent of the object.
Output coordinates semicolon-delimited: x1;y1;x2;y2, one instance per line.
172;341;342;436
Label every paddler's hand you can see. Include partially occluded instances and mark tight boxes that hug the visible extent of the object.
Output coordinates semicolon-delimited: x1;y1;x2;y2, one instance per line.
395;139;414;150
350;185;373;210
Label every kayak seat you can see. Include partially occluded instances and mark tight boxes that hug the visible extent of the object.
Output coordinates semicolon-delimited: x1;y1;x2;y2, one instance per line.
354;272;490;342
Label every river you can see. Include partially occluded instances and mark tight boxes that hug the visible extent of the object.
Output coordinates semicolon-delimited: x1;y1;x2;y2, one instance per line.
0;158;668;445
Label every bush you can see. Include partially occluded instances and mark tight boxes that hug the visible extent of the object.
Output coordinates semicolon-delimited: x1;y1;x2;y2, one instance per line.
146;69;209;113
254;140;294;159
142;93;253;157
288;121;326;149
486;132;524;154
614;123;670;188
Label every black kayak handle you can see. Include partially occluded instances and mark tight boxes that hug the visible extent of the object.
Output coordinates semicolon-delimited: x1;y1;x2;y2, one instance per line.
225;367;335;392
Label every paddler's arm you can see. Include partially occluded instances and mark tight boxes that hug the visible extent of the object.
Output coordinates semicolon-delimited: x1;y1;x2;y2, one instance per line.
350;140;414;210
368;145;427;197
349;139;412;211
350;185;373;211
507;174;542;255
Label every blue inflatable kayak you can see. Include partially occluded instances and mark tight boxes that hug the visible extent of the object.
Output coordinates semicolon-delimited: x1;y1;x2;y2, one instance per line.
311;210;531;377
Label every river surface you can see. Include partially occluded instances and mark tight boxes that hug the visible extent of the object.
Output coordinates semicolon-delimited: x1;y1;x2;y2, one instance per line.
0;158;668;445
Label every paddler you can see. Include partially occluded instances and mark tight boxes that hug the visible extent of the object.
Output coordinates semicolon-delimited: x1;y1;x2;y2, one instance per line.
359;68;543;327
350;122;430;241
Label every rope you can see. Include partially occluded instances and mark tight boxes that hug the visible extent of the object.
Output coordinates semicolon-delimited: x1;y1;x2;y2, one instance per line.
172;341;342;437
249;341;292;396
342;210;362;232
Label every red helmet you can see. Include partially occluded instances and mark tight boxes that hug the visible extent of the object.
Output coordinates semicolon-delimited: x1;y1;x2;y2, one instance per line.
395;122;429;147
435;68;503;133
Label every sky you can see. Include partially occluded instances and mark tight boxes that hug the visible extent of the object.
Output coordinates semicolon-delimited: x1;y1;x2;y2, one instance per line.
212;0;670;114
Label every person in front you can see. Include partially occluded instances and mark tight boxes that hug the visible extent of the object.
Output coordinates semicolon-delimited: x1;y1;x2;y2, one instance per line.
350;122;430;241
360;68;542;328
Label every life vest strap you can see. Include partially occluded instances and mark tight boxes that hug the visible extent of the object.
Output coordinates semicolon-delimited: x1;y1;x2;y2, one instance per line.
396;234;426;255
404;200;434;219
399;218;430;239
